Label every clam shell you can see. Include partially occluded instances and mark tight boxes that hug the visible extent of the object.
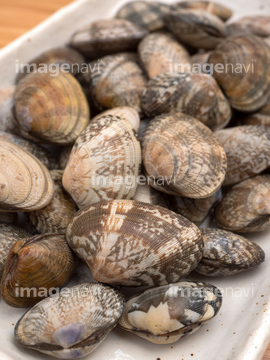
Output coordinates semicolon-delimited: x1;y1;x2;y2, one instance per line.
164;9;225;50
142;72;231;131
195;228;265;276
209;35;270;112
70;19;147;58
226;16;270;37
138;32;191;79
173;1;232;21
119;281;222;344
214;175;270;233
14;283;124;359
63;114;141;209
215;125;270;185
142;113;227;198
14;72;90;145
66;199;203;286
1;233;75;307
0;140;54;212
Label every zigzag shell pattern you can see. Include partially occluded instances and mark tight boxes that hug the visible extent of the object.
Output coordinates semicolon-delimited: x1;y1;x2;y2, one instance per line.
66;200;203;286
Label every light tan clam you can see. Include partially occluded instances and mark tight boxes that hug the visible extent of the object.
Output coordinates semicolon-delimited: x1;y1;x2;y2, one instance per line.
195;228;265;276
70;19;147;58
164;189;222;226
63;114;141;209
27;170;77;234
66;199;203;286
209;35;270;112
1;233;75;307
215;125;270;186
226;16;270;37
0;140;54;212
215;175;270;233
173;1;232;21
89;53;147;114
115;1;171;32
142;72;231;131
14;283;124;359
14;72;90;145
164;9;226;50
132;183;167;208
119;281;222;344
138;32;191;79
0;86;20;135
0;224;30;280
142;113;227;198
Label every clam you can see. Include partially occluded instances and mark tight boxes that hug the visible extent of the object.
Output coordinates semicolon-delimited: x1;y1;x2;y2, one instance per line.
195;228;265;276
66;199;203;287
214;175;270;233
142;113;227;198
164;189;222;226
26;170;77;234
89;53;147;114
215;125;270;186
238;96;270;127
138;32;191;79
70;19;147;58
14;283;124;358
0;140;54;212
59;146;72;170
173;1;232;21
14;71;90;145
0;224;30;280
142;72;231;131
16;47;84;83
119;281;222;344
164;9;226;50
63;113;141;209
1;233;75;307
226;16;270;37
0;131;59;170
115;1;171;32
0;86;20;135
209;35;270;112
132;183;168;208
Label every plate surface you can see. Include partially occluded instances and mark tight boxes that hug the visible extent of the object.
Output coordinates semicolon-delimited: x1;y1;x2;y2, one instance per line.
0;0;270;360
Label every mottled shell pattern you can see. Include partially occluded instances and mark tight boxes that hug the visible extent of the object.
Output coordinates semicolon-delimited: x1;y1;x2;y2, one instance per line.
142;113;227;198
70;19;147;58
138;32;191;79
119;281;222;344
215;125;270;186
195;228;265;276
163;9;226;50
142;72;231;131
66;200;203;286
89;53;147;114
1;233;75;308
226;16;270;37
115;1;171;32
14;283;125;359
63;112;141;209
209;36;270;112
215;175;270;233
14;72;90;144
173;1;232;21
0;140;54;212
132;183;168;208
0;86;20;135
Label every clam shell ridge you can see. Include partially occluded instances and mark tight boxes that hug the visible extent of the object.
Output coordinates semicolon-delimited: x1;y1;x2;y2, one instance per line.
142;113;227;198
0;140;54;211
119;280;222;344
195;228;265;276
66;200;203;287
14;283;125;359
63;114;141;209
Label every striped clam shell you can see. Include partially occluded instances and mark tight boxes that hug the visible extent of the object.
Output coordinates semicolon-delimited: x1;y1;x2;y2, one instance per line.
215;175;270;233
119;281;222;344
66;200;203;287
14;283;125;358
173;1;232;21
195;228;265;276
142;72;231;131
63;113;141;209
142;113;227;198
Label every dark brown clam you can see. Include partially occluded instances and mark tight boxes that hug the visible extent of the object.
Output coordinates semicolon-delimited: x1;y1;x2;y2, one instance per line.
173;1;232;21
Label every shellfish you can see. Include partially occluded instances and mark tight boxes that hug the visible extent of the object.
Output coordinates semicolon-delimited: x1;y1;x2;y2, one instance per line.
0;86;20;135
226;16;270;37
173;1;232;21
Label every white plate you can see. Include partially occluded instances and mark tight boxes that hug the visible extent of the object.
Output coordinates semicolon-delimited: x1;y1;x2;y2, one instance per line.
0;0;270;359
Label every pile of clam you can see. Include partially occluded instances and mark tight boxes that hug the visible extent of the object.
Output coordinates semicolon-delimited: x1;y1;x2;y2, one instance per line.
0;0;270;358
